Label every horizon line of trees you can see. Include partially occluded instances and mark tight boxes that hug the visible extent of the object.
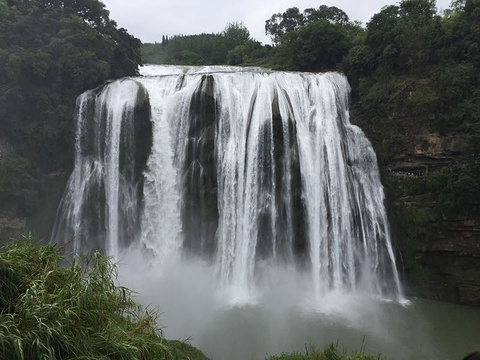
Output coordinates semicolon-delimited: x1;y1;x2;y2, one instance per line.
142;22;271;66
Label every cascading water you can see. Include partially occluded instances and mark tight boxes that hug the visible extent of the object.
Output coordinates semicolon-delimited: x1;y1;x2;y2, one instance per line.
52;79;141;257
51;65;403;301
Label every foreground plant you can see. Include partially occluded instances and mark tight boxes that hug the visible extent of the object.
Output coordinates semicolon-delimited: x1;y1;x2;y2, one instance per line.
0;237;206;360
266;343;383;360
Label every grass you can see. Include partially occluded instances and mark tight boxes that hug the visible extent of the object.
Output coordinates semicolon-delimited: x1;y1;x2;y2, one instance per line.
0;236;208;360
265;343;384;360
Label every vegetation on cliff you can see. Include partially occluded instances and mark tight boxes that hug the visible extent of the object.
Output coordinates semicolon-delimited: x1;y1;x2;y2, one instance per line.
336;0;480;301
0;0;142;212
0;239;209;360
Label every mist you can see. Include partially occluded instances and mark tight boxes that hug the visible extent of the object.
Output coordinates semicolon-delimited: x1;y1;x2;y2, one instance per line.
116;245;445;360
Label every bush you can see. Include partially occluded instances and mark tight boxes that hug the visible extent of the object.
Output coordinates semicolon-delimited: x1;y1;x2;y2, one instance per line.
0;238;207;360
275;21;351;71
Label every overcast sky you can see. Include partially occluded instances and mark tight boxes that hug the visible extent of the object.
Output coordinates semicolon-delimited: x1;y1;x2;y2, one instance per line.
101;0;452;45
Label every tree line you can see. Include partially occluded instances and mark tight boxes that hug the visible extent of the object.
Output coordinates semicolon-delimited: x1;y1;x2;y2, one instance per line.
142;22;271;66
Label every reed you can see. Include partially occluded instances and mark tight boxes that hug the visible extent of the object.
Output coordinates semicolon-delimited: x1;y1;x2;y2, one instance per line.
265;343;384;360
0;237;204;360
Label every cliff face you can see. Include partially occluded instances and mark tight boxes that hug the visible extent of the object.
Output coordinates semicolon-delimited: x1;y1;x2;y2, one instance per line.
415;219;480;305
395;197;480;305
384;132;480;305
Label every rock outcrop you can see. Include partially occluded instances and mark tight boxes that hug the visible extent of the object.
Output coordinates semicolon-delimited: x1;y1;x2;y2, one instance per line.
385;132;480;305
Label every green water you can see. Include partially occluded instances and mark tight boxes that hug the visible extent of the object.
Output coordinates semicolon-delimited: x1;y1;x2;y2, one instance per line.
119;259;479;360
188;298;480;360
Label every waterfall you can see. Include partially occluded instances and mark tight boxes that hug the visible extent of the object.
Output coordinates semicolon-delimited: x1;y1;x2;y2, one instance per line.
51;65;403;300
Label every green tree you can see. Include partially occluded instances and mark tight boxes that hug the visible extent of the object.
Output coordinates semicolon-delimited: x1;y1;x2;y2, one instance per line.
276;20;351;71
366;5;401;70
341;44;375;87
304;5;350;25
265;7;304;44
177;50;206;65
265;13;283;44
222;22;251;48
141;22;264;66
266;5;352;45
0;0;142;220
227;45;247;65
0;0;141;174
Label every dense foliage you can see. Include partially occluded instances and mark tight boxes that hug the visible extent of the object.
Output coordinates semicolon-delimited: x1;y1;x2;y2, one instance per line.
342;0;480;212
142;22;270;66
0;0;141;211
261;6;365;71
273;20;352;71
0;239;209;360
265;5;351;44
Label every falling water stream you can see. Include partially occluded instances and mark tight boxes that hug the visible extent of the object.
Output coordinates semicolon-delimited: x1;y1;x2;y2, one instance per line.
52;65;480;359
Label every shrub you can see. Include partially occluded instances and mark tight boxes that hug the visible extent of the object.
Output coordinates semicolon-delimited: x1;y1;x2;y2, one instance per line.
0;237;191;360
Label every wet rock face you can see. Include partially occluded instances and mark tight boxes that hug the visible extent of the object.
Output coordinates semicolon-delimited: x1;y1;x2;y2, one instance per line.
385;153;454;178
386;131;480;306
182;75;219;258
406;219;480;305
430;220;480;305
383;132;459;178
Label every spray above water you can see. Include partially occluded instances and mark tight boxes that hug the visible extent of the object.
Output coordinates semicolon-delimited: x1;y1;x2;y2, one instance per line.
52;64;404;303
